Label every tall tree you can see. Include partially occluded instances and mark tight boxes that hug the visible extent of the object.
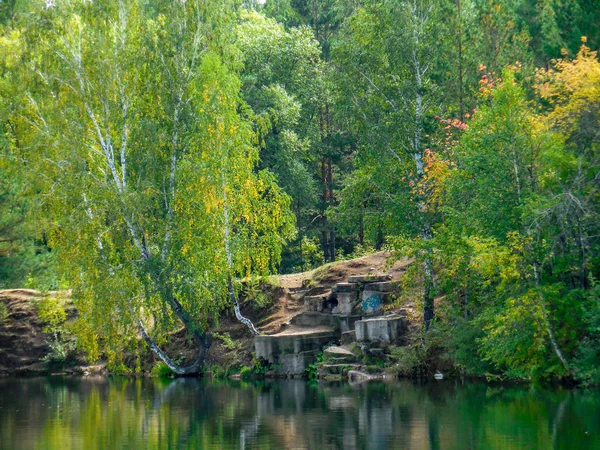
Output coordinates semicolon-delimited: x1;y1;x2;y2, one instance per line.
333;0;442;326
12;0;294;373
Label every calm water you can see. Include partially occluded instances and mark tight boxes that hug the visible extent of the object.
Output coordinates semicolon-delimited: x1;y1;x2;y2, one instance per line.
0;377;599;450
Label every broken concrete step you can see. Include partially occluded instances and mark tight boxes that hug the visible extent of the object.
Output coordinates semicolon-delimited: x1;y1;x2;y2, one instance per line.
323;345;358;363
255;328;339;375
323;345;356;358
327;356;359;365
360;289;398;315
255;329;336;356
335;315;362;333
333;290;360;315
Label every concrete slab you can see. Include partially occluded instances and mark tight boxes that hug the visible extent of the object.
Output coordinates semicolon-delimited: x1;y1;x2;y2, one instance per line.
334;282;358;293
364;281;397;292
335;291;359;314
348;274;390;283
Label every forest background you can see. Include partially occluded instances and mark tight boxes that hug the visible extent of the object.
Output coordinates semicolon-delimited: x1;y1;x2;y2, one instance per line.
1;0;599;383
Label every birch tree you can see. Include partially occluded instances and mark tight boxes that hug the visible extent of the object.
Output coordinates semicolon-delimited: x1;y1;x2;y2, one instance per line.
333;0;440;327
14;0;294;373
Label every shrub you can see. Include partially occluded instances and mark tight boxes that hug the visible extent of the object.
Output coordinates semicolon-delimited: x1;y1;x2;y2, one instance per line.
35;297;72;367
573;282;600;386
300;236;324;271
152;361;175;378
304;351;323;379
213;332;239;351
240;365;252;380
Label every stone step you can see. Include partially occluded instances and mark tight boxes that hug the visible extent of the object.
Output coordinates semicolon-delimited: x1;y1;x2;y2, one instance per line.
290;311;339;329
287;288;309;301
323;345;358;363
305;286;333;296
341;330;356;345
327;356;358;364
318;363;363;376
323;345;356;358
333;290;360;315
359;291;390;315
335;315;362;333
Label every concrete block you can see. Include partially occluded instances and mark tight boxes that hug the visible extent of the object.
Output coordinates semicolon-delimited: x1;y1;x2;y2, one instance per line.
335;291;359;314
355;316;407;344
255;330;337;375
360;291;389;315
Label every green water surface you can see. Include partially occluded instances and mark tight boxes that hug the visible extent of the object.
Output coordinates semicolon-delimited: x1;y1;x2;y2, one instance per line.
0;377;598;449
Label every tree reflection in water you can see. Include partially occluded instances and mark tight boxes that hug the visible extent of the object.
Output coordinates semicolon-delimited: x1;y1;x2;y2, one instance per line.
0;377;598;450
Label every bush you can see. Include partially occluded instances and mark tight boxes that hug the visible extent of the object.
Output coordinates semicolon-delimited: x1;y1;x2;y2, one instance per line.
573;282;600;386
251;356;278;377
240;365;252;380
300;236;324;271
152;361;175;378
389;345;424;377
35;297;72;367
304;351;323;379
36;297;67;333
241;278;275;310
213;332;239;351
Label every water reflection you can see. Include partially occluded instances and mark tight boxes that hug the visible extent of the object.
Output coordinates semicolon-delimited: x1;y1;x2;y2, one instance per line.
0;377;598;449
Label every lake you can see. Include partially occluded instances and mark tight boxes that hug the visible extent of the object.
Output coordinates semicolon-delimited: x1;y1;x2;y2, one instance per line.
0;377;598;449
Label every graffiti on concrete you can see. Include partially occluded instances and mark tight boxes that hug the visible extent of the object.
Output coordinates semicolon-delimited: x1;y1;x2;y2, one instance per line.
362;294;382;314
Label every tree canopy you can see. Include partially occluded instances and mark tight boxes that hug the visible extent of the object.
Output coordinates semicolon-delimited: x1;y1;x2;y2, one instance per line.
1;0;599;382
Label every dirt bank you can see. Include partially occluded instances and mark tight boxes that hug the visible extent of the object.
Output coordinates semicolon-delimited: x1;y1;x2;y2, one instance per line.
0;252;415;376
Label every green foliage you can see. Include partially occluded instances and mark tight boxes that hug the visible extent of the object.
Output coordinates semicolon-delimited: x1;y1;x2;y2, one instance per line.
3;0;295;372
305;351;324;379
35;297;67;334
152;362;175;378
213;332;240;351
240;278;271;310
300;236;324;271
573;281;600;385
250;357;277;377
1;0;600;383
239;365;252;380
34;296;74;367
478;291;550;379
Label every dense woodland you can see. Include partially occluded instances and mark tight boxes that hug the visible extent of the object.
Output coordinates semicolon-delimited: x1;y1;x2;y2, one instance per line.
1;0;599;383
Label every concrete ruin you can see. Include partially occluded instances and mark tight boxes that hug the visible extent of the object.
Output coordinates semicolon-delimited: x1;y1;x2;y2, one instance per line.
254;274;407;375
